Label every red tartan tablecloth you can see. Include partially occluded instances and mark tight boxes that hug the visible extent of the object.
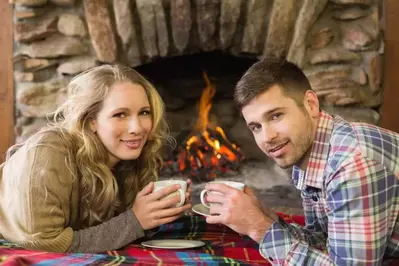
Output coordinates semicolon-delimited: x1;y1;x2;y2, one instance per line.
0;212;305;266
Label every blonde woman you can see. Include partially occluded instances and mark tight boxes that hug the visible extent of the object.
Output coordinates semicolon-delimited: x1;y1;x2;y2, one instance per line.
0;65;192;253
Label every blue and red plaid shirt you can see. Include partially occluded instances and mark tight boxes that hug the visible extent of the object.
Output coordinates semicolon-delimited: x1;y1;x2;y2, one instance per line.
260;111;399;265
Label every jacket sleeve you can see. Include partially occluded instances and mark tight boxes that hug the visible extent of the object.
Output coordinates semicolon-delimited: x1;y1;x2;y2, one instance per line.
0;139;144;253
68;209;145;253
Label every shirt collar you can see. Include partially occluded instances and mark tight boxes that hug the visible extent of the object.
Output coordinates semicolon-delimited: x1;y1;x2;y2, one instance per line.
292;111;334;190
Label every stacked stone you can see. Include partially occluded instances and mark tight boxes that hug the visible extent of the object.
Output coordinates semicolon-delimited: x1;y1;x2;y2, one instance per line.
11;0;383;145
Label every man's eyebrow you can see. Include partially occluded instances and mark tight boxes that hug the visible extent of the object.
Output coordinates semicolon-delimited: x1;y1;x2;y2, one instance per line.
262;107;283;116
247;121;259;127
246;108;284;127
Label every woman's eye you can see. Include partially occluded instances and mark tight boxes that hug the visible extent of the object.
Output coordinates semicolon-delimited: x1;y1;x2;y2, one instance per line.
113;112;126;118
140;110;151;116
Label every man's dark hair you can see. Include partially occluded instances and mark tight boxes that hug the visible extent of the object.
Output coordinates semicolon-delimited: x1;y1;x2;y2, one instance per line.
234;57;313;109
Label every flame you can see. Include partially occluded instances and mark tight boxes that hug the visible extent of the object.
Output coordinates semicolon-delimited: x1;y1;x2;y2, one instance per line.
161;72;244;182
195;72;216;133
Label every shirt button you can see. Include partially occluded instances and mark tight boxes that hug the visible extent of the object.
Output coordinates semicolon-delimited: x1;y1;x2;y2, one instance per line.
312;196;318;202
268;257;274;262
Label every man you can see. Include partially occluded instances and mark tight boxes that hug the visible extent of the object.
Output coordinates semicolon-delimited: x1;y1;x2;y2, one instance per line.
205;58;399;265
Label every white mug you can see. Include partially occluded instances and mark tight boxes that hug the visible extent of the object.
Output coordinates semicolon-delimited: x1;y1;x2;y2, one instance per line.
153;180;187;207
200;180;245;208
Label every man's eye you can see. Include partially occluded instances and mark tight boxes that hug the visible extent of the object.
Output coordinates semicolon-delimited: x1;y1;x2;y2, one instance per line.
113;112;126;118
271;113;282;120
250;125;261;132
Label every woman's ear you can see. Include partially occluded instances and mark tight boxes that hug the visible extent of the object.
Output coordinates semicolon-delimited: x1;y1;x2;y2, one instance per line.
90;120;97;133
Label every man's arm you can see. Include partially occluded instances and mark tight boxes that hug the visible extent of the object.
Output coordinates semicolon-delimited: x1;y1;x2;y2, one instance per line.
260;154;398;265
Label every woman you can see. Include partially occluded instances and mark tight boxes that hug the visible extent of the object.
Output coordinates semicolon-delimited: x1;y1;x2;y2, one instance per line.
0;65;192;253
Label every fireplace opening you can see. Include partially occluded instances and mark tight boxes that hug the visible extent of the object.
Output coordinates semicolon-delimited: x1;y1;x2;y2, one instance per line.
135;51;257;101
135;52;257;182
161;72;244;183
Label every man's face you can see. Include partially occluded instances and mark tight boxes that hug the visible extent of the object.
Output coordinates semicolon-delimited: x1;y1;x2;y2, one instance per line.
241;85;320;170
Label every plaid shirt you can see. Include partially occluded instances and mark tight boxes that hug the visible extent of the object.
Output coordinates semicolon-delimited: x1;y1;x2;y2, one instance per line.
259;111;399;265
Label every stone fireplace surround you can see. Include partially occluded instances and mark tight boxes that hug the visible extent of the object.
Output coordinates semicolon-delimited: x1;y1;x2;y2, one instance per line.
12;0;384;211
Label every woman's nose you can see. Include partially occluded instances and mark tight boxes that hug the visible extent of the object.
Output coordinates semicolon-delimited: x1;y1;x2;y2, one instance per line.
128;118;143;134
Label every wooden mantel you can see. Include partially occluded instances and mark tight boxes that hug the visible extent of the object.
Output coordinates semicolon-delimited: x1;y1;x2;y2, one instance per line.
0;1;398;162
0;1;14;162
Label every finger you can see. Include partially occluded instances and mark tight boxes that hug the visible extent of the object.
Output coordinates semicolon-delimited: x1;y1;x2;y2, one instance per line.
155;214;183;226
186;179;192;187
156;194;185;209
244;186;257;198
148;184;180;201
137;181;154;197
205;183;235;194
209;204;224;215
206;215;224;225
185;192;191;203
206;193;226;205
153;203;192;219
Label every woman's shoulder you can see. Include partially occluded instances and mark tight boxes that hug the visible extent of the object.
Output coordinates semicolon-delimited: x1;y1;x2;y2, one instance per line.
22;128;78;156
2;128;78;188
7;128;75;165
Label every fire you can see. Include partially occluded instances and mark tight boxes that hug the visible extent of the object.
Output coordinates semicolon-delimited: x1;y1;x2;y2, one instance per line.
161;72;244;182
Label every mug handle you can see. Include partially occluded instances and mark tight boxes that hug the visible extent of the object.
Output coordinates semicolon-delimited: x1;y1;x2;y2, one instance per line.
175;188;185;207
200;189;211;208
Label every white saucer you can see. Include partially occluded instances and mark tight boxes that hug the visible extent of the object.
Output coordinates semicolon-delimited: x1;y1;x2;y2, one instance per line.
192;203;211;217
141;239;205;249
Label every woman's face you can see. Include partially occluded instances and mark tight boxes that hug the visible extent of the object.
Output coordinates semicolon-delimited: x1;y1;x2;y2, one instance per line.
92;82;153;168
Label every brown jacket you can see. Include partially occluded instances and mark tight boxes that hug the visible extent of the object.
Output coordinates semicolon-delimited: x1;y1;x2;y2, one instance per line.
0;132;145;253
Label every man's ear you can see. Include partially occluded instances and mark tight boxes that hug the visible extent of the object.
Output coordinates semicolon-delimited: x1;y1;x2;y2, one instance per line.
303;90;320;118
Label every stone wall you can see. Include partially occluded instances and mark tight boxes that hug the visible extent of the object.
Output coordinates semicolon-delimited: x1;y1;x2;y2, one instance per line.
12;0;383;148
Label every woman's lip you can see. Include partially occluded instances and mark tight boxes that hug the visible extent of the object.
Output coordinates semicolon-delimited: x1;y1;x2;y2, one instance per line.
122;139;142;149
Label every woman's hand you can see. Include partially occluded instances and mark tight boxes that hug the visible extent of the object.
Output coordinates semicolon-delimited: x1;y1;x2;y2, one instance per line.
185;179;192;204
132;181;192;230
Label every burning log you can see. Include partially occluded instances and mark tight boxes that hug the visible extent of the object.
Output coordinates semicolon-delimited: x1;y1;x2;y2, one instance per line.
161;127;244;182
161;72;244;183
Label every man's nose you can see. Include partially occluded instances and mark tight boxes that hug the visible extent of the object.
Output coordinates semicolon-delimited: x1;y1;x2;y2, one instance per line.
128;118;143;134
262;127;277;143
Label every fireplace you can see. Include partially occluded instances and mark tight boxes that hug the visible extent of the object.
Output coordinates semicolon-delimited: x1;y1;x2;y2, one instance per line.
136;52;252;182
10;0;384;211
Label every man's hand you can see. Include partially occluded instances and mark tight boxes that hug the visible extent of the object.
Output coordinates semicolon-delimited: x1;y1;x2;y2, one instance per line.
205;183;274;243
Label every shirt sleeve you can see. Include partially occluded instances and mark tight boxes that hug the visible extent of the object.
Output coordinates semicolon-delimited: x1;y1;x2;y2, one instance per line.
259;216;331;265
259;153;397;265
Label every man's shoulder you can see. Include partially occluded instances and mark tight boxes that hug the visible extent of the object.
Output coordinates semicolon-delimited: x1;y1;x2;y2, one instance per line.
327;115;399;173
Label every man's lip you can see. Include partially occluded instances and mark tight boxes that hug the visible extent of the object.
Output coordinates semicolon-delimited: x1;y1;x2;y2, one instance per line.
267;141;289;152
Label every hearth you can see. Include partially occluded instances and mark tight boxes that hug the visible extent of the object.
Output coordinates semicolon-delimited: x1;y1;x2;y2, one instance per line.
136;52;262;182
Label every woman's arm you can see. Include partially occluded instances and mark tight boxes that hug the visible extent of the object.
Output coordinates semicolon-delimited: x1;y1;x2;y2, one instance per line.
0;135;144;253
68;209;144;253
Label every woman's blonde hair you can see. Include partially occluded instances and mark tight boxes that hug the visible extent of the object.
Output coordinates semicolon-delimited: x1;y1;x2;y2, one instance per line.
9;64;173;226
